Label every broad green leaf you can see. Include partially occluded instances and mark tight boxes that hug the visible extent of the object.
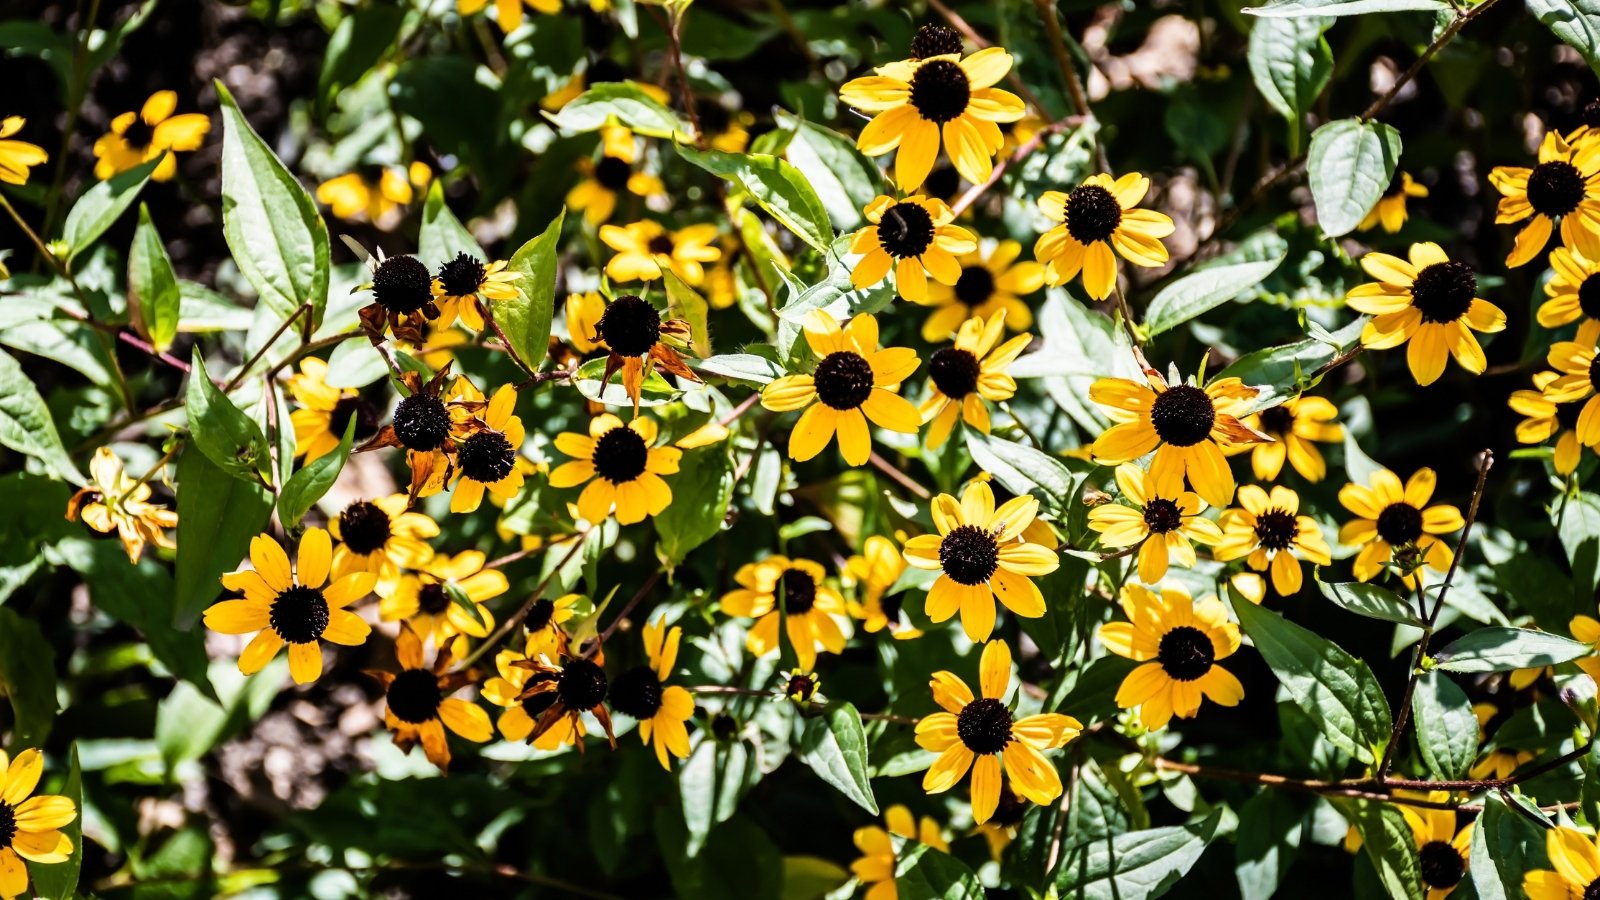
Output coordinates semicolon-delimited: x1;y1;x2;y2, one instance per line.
418;180;485;267
546;82;692;139
965;430;1078;519
798;702;878;814
1412;671;1478;780
61;155;160;262
1333;799;1422;900
693;353;785;385
894;840;984;900
173;444;274;627
278;417;356;528
1469;792;1547;900
1215;319;1364;414
678;144;833;253
1318;580;1423;627
178;281;255;332
1143;255;1285;336
1054;811;1222;900
25;745;81;900
323;338;390;389
500;209;565;374
129;202;180;351
1231;590;1392;764
1056;655;1139;728
679;736;760;856
1247;16;1332;152
218;81;331;328
317;2;404;109
1528;0;1600;76
1307;119;1402;238
0;349;81;483
0;606;57;747
653;445;734;567
1433;626;1592;673
1010;289;1144;435
1246;0;1448;14
663;268;712;357
1235;792;1307;900
185;350;271;483
777;112;883;231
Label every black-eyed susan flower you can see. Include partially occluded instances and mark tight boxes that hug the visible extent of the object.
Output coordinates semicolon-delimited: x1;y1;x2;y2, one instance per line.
851;804;949;900
583;293;698;413
564;291;607;355
1522;826;1600;900
92;90;209;181
316;162;432;226
848;195;976;302
601;221;721;286
608;616;695;769
449;384;526;513
1401;799;1472;900
1359;170;1428;233
720;556;851;672
1510;370;1586;475
840;42;1024;191
357;249;444;343
1468;702;1538;780
1337;467;1462;586
513;648;617;750
287;357;382;462
975;785;1029;861
1087;463;1221;585
918;310;1031;449
369;623;492;770
481;647;573;749
761;311;921;466
846;535;916;638
567;154;666;226
1214;485;1332;596
0;747;76;899
66;447;178;563
432;254;520;333
1088;367;1264;509
458;0;557;33
1540;246;1600;331
366;367;471;501
917;239;1043;341
207;529;375;684
1235;396;1343;483
524;592;580;652
914;640;1081;824
1489;130;1600;267
782;669;821;704
1035;173;1175;301
0;116;47;186
1542;326;1600;452
1345;243;1506;386
1098;583;1243;729
328;494;438;595
550;412;681;525
901;480;1057;642
378;549;508;651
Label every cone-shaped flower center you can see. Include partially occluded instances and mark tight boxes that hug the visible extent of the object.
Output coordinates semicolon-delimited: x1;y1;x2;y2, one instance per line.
939;524;1000;586
1527;160;1586;217
437;252;487;297
593;426;649;483
1158;626;1214;681
1580;274;1600;320
1257;404;1294;437
392;393;451;451
953;265;995;307
0;800;15;849
339;501;393;555
956;697;1014;754
814;351;875;410
1065;184;1123;244
1143;497;1182;534
1149;385;1216;447
910;24;963;59
782;567;818;614
598;294;661;356
557;658;610;710
270;585;330;644
608;665;664;719
525;598;556;631
387;668;443;725
595;155;633;191
1418;841;1465;889
330;395;380;443
878;202;936;258
1375;502;1423;546
929;347;981;398
373;255;434;314
1410;261;1476;325
909;59;971;123
417;582;450;615
1253;509;1298;552
520;671;559;718
459;431;517;483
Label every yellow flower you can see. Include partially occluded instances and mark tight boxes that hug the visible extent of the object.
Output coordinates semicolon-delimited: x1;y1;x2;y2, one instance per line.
91;90;209;181
1345;242;1506;386
524;592;580;653
1337;467;1462;586
1035;172;1175;301
328;494;439;596
579;293;698;413
1540;246;1600;332
1358;170;1428;233
1087;367;1264;509
1522;826;1600;900
1234;396;1343;483
431;255;520;332
0;116;48;186
1098;583;1244;730
566;154;666;226
359;250;445;342
1542;322;1600;454
512;648;617;749
550;413;682;525
975;785;1029;861
206;529;375;684
1401;797;1472;900
1214;485;1332;596
1489;129;1600;267
698;102;754;154
997;110;1047;159
918;310;1031;449
915;640;1081;824
851;805;948;900
371;623;492;771
458;0;558;33
917;239;1043;342
315;162;431;226
0;748;77;899
901;480;1057;642
846;535;916;639
847;194;976;303
1087;463;1221;585
378;550;509;650
840;45;1024;191
761;311;922;466
449;384;527;513
564;291;608;354
608;616;695;769
1510;369;1586;475
601;221;721;286
783;669;821;703
65;447;178;563
720;556;850;672
287;357;380;462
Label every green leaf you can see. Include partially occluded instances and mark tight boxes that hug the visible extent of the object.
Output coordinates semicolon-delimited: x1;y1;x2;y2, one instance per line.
1215;319;1364;415
653;445;734;567
323;338;390;389
1333;798;1422;900
129;202;180;351
1528;0;1600;76
173;444;274;627
217;80;330;329
693;353;785;385
1307;118;1402;238
24;745;81;900
1412;671;1478;780
1234;792;1307;900
1246;0;1448;14
1317;580;1424;627
894;840;984;900
0;349;81;483
1247;16;1332;152
1585;736;1600;826
61;155;160;262
0;606;57;747
546;82;692;140
317;2;404;109
278;416;356;528
777;112;884;232
679;737;761;856
1231;590;1392;764
418;180;486;267
965;430;1078;519
797;703;878;814
1433;626;1592;673
1054;811;1222;900
663;268;712;358
1469;792;1547;900
500;209;565;374
1143;255;1285;336
677;144;833;253
185;350;271;483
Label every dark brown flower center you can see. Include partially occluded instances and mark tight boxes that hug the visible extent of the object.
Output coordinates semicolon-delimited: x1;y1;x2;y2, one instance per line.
1586;879;1600;900
339;501;393;555
782;567;818;614
520;671;560;719
387;668;443;725
595;155;633;191
586;57;626;86
696;98;732;135
437;252;487;297
270;585;330;644
939;524;999;586
910;24;963;59
923;164;961;201
329;394;381;443
123;116;156;150
1591;354;1600;391
1527;160;1586;218
597;294;661;356
877;202;936;258
1418;840;1465;889
557;658;609;710
0;800;14;849
647;235;676;256
1580;274;1600;320
786;673;818;701
1254;509;1298;552
1143;498;1182;534
392;393;451;451
1375;502;1423;546
525;598;557;632
1065;184;1123;244
608;665;664;719
1410;261;1477;325
373;255;435;314
953;265;995;307
1158;625;1215;681
1149;385;1216;447
1257;404;1294;436
459;431;517;483
418;582;451;615
928;347;980;398
593;426;649;483
1382;169;1408;198
909;59;971;124
813;351;875;410
1558;397;1584;431
956;697;1013;754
